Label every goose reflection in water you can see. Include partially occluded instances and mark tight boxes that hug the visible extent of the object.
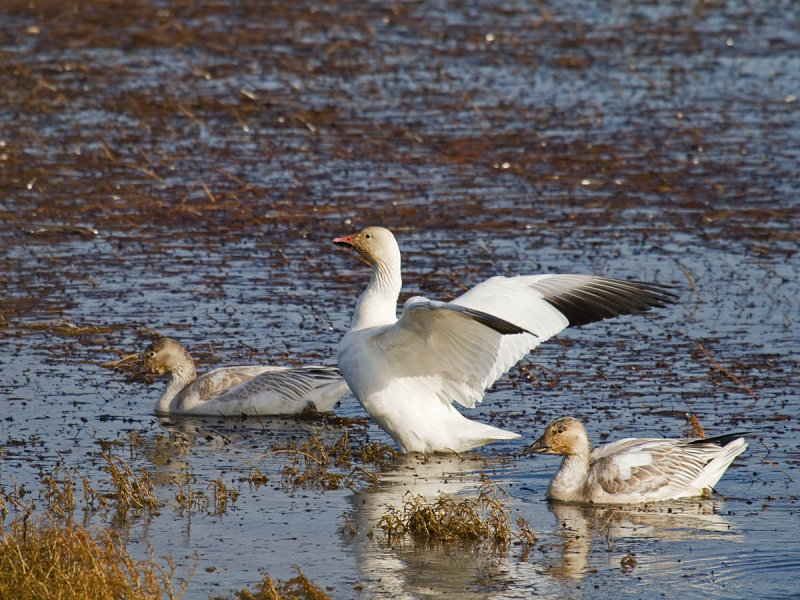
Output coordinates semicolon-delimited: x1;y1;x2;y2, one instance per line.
138;414;350;485
541;499;740;581
345;453;520;600
346;453;742;596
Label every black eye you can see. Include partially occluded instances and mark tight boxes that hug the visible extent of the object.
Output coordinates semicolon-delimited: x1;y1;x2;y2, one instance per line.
148;351;156;358
556;428;564;434
365;234;371;239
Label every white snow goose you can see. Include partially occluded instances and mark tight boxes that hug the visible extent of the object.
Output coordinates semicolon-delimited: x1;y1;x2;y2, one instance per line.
129;337;348;416
334;226;676;453
524;416;747;503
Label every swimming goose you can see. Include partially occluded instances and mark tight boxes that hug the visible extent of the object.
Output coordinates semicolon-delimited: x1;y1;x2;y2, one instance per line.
129;337;348;416
333;226;676;453
524;416;747;503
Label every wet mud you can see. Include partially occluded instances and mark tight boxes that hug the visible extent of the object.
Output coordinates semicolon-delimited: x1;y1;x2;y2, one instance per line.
1;0;799;598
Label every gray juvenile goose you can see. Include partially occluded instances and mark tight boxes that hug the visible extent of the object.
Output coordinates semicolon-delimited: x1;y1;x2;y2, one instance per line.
524;416;747;504
130;337;348;416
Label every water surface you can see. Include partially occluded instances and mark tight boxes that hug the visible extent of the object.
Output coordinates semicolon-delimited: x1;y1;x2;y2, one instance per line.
1;0;798;598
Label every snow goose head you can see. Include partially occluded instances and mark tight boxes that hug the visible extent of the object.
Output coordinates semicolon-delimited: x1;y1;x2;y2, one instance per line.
524;416;591;457
333;226;401;270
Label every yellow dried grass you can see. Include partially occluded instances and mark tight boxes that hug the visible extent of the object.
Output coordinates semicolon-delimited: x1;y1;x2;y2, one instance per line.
0;516;193;600
230;566;332;600
378;476;536;547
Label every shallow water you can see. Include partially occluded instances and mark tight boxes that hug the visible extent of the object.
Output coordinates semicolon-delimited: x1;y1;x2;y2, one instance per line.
1;0;799;598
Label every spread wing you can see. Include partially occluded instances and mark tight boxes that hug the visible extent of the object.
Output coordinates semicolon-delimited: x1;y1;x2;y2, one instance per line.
357;275;674;411
368;297;533;408
452;275;676;396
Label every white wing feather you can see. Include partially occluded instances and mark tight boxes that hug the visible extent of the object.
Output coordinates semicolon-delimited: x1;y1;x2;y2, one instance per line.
452;275;569;395
369;296;523;408
453;274;676;396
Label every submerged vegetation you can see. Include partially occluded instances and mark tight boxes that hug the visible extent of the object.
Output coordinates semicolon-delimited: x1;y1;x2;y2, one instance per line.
377;476;536;548
102;452;159;516
174;470;241;516
227;567;333;600
274;432;396;493
0;428;402;598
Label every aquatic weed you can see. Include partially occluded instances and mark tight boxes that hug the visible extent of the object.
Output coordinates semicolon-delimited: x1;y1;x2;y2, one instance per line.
0;477;34;523
208;477;240;515
101;452;159;516
684;413;706;438
174;470;241;516
174;470;209;516
357;440;399;465
378;475;536;548
274;434;379;493
228;566;333;600
40;464;76;520
153;433;190;465
243;466;269;489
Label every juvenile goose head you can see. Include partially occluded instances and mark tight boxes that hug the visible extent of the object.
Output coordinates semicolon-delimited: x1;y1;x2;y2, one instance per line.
129;337;195;381
523;416;591;457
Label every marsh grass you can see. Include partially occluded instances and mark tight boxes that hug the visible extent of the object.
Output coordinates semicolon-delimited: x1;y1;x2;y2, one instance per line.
175;470;210;516
228;566;333;600
208;477;240;515
0;476;34;522
40;464;76;519
0;516;194;600
357;440;399;465
2;428;394;599
101;452;159;516
378;476;536;548
684;413;706;438
174;470;240;516
154;433;191;464
243;466;269;489
275;433;384;493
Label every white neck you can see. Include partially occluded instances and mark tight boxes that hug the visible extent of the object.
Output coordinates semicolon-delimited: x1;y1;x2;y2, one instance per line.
350;254;402;331
548;451;590;501
155;362;196;413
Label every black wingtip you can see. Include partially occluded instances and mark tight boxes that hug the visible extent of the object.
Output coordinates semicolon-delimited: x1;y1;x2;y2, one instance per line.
419;300;537;337
457;305;537;337
540;278;678;328
688;432;749;446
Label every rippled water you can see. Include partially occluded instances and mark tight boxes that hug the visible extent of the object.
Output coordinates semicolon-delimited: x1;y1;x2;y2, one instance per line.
1;0;798;598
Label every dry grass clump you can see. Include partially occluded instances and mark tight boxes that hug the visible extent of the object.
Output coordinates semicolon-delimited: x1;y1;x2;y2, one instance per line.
378;476;536;548
620;553;637;572
26;319;120;337
102;452;159;516
275;434;379;493
229;566;332;600
208;477;240;514
40;464;77;519
174;470;240;516
0;516;193;600
153;433;192;464
243;466;269;489
175;470;244;516
357;440;399;465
